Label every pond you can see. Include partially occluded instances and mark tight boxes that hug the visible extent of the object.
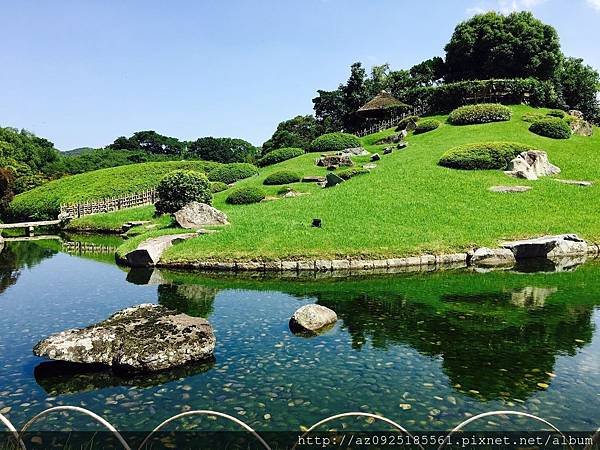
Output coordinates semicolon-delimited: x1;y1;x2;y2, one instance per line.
0;237;598;446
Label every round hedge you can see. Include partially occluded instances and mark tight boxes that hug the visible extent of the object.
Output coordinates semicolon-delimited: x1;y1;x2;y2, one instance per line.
529;118;571;139
263;170;301;185
308;132;360;153
448;103;511;125
210;181;228;193
413;119;440;134
226;186;266;205
207;163;258;184
257;147;304;167
155;170;212;215
439;142;541;170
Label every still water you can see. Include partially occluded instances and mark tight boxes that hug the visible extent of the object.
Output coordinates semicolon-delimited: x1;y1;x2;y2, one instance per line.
0;238;598;436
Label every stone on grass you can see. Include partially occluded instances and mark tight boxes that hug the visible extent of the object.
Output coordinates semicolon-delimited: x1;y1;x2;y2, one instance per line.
325;172;344;188
302;176;326;183
316;154;353;167
470;247;516;267
122;233;195;267
501;234;588;259
370;153;381;162
383;147;393;155
174;202;228;229
570;119;593;137
375;133;404;145
555;179;592;187
504;151;560;180
363;163;377;170
289;304;337;334
33;304;215;373
489;186;532;193
342;147;369;156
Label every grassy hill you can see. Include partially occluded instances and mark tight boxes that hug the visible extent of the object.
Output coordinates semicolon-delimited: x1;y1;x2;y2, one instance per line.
10;160;219;220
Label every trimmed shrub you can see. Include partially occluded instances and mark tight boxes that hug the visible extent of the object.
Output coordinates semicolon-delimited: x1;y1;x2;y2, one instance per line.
155;170;212;215
308;132;360;153
263;170;301;185
522;112;545;123
547;109;566;118
257;147;304;167
207;163;258;184
413;119;440;134
529;118;572;139
395;115;420;131
337;167;370;180
439;142;541;170
448;103;511;125
226;186;266;205
210;181;228;193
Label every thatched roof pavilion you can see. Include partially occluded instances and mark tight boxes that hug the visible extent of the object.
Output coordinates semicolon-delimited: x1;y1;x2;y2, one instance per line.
356;90;410;118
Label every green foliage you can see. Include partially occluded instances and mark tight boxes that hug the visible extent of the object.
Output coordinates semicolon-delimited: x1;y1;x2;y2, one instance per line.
0;168;15;213
108;130;185;155
155;170;212;215
257;147;305;167
557;57;600;123
414;119;440;134
309;132;361;153
226;186;266;205
337;167;370;180
210;181;228;193
547;109;566;118
207;163;258;184
448;104;511;125
529;118;572;139
9;161;218;220
444;11;562;82
522;112;545;123
263;171;301;185
439;142;539;170
188;137;259;163
262;116;322;153
396;115;420;131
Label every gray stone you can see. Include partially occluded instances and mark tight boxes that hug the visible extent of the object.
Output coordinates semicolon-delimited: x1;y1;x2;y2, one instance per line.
289;304;337;334
489;185;532;193
470;247;516;267
370;153;381;162
501;234;588;259
342;147;369;156
375;133;404;145
570;119;593;137
316;154;353;167
331;259;350;270
383;147;393;155
363;163;377;170
569;110;584;119
33;304;215;372
174;202;228;229
302;176;326;183
504;151;560;180
315;260;332;271
122;233;195;267
325;173;345;187
555;179;592;187
397;141;408;149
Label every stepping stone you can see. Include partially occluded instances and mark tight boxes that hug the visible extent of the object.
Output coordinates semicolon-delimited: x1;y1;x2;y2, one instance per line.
489;186;532;193
123;233;196;267
302;176;326;183
555;179;593;187
363;163;377;170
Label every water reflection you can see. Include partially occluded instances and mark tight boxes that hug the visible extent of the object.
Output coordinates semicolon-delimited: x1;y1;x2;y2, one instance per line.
0;240;58;294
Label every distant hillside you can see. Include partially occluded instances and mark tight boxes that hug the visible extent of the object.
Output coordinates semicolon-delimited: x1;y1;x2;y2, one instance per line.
62;147;97;157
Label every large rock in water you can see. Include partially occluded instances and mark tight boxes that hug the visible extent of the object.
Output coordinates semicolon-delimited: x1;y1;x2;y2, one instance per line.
504;150;560;180
289;304;337;334
470;247;516;267
122;233;195;267
174;202;228;229
501;234;588;259
33;304;215;372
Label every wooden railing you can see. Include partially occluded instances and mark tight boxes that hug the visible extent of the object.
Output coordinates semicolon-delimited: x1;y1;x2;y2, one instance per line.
60;189;157;218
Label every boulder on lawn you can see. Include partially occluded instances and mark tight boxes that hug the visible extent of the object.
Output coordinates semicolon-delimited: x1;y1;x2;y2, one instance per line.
289;304;337;334
469;247;516;267
370;153;381;162
325;172;344;188
375;133;404;145
302;176;326;183
504;150;560;180
122;233;196;267
316;154;353;167
570;118;593;137
342;147;369;156
174;202;228;229
33;304;216;373
383;147;393;155
501;234;588;259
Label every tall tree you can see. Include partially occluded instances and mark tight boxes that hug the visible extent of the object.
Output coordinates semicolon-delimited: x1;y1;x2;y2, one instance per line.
262;115;322;153
557;57;600;122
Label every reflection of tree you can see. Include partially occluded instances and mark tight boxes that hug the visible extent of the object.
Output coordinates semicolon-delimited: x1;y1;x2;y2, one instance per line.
0;241;58;294
158;284;218;318
312;288;594;401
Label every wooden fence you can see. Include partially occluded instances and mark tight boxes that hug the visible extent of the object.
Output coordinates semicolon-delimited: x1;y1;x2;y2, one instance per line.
60;189;157;218
356;106;428;137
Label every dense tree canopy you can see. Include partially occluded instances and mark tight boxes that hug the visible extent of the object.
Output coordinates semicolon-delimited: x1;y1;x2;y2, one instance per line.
261;115;323;153
557;57;600;121
187;137;259;163
444;12;562;82
108;130;186;155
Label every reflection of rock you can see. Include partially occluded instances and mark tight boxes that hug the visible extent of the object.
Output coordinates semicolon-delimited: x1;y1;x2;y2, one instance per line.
174;202;229;229
510;287;558;307
126;268;167;285
34;358;215;395
34;304;215;372
502;234;587;259
158;284;217;318
289;304;337;334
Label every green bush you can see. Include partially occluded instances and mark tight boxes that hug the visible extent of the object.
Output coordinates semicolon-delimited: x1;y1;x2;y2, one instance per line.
155;170;212;215
439;142;540;170
257;147;304;167
226;186;266;205
448;103;511;125
547;109;566;118
308;133;360;153
337;167;370;180
529;118;572;139
413;119;440;134
263;170;301;185
522;112;545;123
395;115;420;131
210;181;228;193
207;163;258;184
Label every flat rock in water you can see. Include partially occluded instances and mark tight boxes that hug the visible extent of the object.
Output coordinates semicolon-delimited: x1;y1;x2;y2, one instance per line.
470;247;516;267
289;304;337;334
489;186;531;193
174;202;229;229
33;304;216;372
555;179;592;187
123;233;195;267
501;234;588;259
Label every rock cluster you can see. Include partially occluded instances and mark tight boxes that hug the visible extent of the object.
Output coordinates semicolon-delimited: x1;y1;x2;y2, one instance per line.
315;154;353;168
504;150;560;180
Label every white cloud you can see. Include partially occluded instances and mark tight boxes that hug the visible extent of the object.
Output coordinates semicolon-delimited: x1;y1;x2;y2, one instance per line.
586;0;600;10
466;0;548;15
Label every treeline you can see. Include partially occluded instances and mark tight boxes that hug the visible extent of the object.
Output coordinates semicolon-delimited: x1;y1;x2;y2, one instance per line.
260;11;600;153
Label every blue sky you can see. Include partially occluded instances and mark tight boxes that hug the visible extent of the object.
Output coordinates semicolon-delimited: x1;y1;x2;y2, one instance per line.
1;0;599;151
